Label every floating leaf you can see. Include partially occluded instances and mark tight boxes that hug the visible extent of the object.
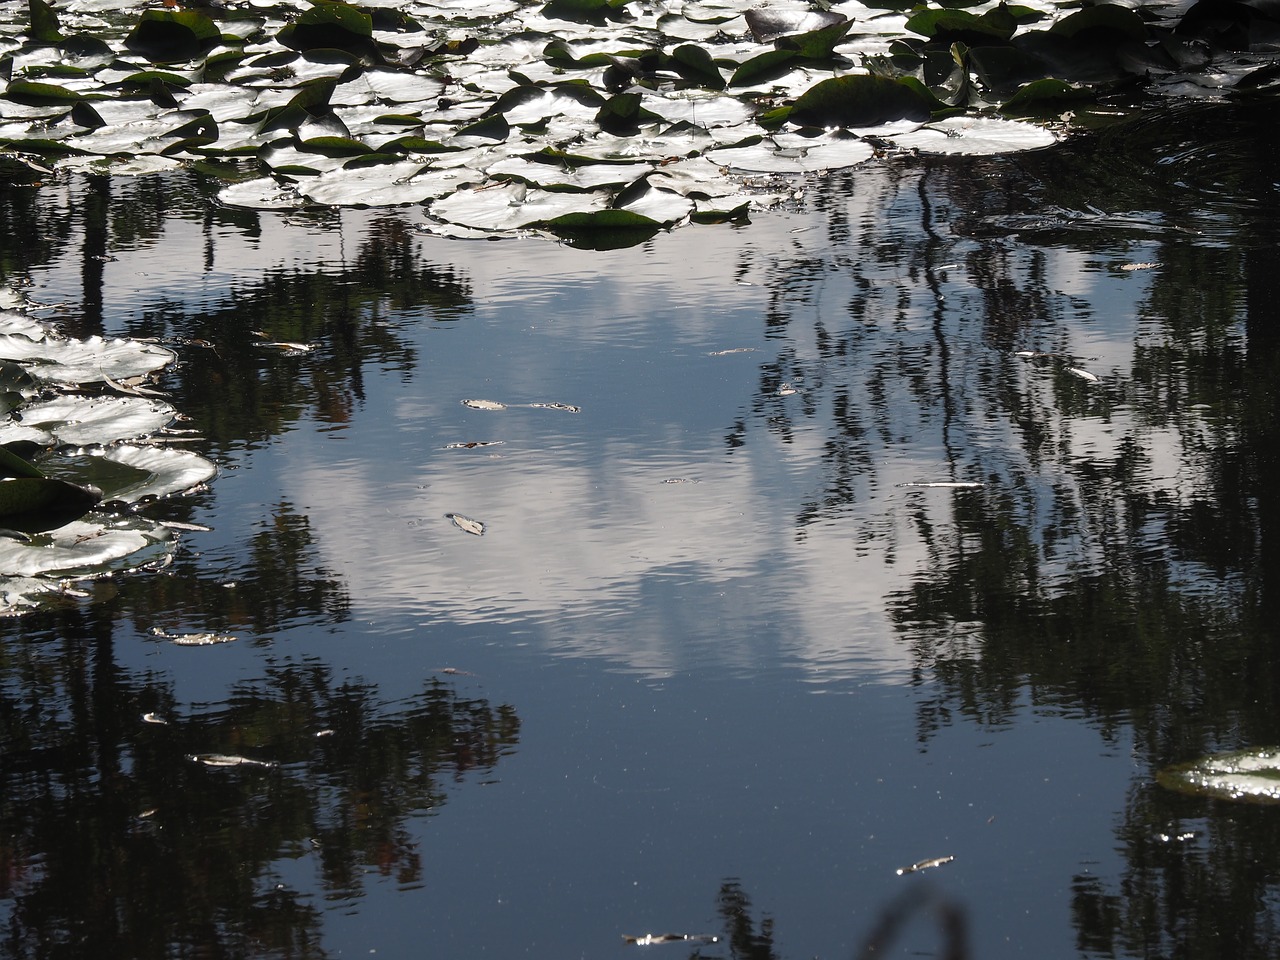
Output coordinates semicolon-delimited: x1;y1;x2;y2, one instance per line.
775;20;856;59
278;2;376;57
0;333;174;384
0;445;44;480
887;115;1055;154
895;854;955;875
0;517;173;579
28;0;62;44
153;628;237;646
188;753;278;768
125;10;223;63
446;512;486;535
1158;748;1280;804
4;79;83;105
789;74;938;127
745;8;848;43
97;446;217;502
905;7;1017;43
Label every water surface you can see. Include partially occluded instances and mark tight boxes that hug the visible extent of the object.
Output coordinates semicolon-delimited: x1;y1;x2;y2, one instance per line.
3;101;1280;959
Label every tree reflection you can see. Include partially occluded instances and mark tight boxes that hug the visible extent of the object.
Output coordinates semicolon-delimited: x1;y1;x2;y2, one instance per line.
729;100;1280;958
0;622;520;959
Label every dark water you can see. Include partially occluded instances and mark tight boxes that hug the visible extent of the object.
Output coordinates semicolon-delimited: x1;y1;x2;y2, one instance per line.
4;99;1280;959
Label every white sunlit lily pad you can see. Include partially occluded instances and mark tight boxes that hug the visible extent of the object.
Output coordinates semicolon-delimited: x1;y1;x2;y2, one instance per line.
0;309;50;340
0;333;174;384
1;394;178;447
99;445;217;502
219;177;310;210
886;116;1057;155
485;156;654;190
57;154;185;176
648;156;749;197
617;183;695;225
429;180;609;232
300;162;471;206
706;134;874;172
643;91;756;127
0;516;174;580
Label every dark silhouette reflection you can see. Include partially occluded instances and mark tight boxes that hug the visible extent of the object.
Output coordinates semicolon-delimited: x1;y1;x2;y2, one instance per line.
90;499;352;639
0;614;520;960
119;213;472;453
714;881;778;960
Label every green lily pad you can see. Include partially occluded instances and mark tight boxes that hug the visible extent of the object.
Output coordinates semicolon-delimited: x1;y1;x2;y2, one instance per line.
28;0;62;44
0;477;102;533
789;74;939;127
1158;748;1280;804
125;10;223;63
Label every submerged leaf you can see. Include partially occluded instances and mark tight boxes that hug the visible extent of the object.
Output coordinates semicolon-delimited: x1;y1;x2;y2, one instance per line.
1158;748;1280;804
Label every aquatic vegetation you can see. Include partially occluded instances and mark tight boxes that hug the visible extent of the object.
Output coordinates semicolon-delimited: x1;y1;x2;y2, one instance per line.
3;0;1268;239
0;289;217;614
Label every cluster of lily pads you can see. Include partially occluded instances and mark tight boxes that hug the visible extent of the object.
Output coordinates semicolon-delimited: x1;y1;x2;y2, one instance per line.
0;0;1156;244
3;0;1276;241
0;290;216;614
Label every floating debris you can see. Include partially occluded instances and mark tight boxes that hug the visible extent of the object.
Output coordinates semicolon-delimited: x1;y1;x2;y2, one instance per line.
141;712;169;725
315;729;336;738
1120;262;1160;271
777;383;798;396
897;481;985;489
1067;366;1100;383
708;347;757;356
257;341;316;355
188;753;278;769
446;513;486;536
443;440;506;449
896;855;954;876
623;933;719;946
661;477;700;484
461;398;580;413
152;627;237;646
526;401;581;413
438;666;478;676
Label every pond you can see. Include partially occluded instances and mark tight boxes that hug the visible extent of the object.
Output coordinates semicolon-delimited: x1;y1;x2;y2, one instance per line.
3;96;1280;959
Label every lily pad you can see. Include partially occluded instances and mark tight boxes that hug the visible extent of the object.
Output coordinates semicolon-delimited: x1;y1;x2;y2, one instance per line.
1158;748;1280;804
789;74;939;127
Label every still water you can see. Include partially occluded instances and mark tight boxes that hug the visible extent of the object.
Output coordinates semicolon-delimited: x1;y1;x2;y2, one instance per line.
3;98;1280;959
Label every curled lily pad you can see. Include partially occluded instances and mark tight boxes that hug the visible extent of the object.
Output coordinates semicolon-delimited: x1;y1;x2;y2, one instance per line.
1158;748;1280;804
98;446;217;502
